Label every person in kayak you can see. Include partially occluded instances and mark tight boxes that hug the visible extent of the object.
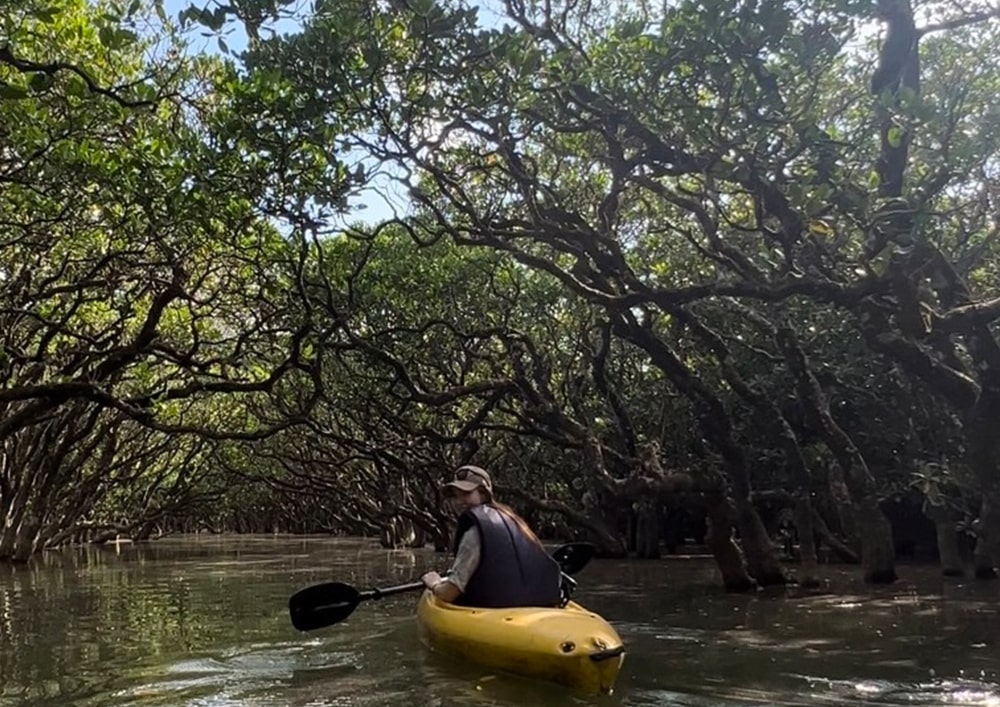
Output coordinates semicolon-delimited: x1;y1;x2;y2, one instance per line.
420;465;563;608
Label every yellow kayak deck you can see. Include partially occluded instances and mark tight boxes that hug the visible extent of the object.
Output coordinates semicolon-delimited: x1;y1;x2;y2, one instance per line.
415;591;625;694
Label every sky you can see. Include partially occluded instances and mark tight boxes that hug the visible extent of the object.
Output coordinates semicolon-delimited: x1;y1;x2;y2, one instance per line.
158;0;520;230
161;0;410;227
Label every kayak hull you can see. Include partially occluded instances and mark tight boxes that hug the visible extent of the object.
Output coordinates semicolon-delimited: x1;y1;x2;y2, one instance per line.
415;591;625;694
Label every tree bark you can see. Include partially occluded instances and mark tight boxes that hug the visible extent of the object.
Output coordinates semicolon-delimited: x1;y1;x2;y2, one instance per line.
704;490;755;592
714;343;821;586
967;386;1000;578
613;318;788;585
409;524;427;548
973;497;999;579
777;325;897;583
731;492;788;585
854;496;898;583
11;517;39;562
923;502;964;577
378;524;396;549
811;507;861;564
634;499;661;559
794;497;821;588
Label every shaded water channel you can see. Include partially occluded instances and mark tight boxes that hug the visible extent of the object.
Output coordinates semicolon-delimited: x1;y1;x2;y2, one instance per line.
1;536;998;706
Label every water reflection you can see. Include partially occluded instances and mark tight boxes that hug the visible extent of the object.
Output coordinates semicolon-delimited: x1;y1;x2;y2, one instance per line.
0;537;998;706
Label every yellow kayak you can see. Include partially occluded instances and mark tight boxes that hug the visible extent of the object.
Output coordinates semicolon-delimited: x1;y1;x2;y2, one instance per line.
415;591;625;694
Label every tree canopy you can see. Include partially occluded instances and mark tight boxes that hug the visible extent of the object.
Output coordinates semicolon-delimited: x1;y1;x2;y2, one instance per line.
3;0;1000;589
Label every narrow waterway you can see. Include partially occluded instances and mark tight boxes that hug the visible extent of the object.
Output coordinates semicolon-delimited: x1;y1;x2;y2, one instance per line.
1;536;998;706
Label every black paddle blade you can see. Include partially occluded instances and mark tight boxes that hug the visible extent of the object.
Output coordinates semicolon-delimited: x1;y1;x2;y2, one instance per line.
553;542;597;575
288;581;361;631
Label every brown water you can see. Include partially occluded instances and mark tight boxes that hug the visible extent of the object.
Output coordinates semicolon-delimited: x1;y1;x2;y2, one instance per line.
1;536;998;706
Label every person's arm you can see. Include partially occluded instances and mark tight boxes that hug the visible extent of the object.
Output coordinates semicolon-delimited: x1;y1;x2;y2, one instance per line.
421;573;463;602
421;528;480;602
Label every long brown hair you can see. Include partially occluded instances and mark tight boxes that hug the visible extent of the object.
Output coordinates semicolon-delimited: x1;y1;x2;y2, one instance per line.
487;499;545;549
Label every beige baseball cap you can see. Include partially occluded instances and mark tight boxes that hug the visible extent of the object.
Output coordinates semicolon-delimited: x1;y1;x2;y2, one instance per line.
442;465;493;495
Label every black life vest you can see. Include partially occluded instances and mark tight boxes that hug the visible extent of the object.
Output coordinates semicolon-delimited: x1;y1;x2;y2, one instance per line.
452;505;562;608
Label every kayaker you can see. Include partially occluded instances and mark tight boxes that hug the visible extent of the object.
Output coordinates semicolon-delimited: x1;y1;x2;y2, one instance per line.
420;465;563;608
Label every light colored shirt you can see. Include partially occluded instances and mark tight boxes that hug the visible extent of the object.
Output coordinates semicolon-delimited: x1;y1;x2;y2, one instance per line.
442;527;481;592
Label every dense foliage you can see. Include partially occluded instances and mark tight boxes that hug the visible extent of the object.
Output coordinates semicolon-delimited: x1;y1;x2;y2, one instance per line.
3;0;1000;589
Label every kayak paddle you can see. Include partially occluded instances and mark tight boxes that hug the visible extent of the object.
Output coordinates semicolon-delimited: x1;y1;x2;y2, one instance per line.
289;541;599;632
289;580;425;631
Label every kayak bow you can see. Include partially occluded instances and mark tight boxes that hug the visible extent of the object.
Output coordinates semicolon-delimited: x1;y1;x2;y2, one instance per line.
415;590;625;694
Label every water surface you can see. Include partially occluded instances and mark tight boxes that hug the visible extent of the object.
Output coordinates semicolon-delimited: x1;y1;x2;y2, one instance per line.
1;536;998;706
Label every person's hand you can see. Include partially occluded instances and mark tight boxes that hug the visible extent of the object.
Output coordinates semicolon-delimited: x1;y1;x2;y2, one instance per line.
421;571;442;589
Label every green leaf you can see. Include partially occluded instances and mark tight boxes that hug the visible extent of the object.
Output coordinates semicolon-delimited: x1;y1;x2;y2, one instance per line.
116;28;139;46
0;84;29;99
99;25;114;47
135;82;158;102
30;6;59;23
887;126;904;148
618;19;646;38
29;73;54;92
66;76;88;97
197;7;228;31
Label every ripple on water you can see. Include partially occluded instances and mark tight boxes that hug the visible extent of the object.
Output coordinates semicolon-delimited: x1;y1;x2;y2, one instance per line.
5;539;1000;707
109;639;369;707
787;675;1000;706
622;678;1000;707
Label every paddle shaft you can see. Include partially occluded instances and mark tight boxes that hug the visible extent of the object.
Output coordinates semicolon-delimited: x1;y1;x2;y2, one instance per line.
358;581;426;601
350;542;589;602
289;541;597;631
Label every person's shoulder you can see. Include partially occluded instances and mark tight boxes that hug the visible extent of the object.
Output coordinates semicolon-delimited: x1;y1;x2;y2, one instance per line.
467;504;496;520
462;525;482;546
